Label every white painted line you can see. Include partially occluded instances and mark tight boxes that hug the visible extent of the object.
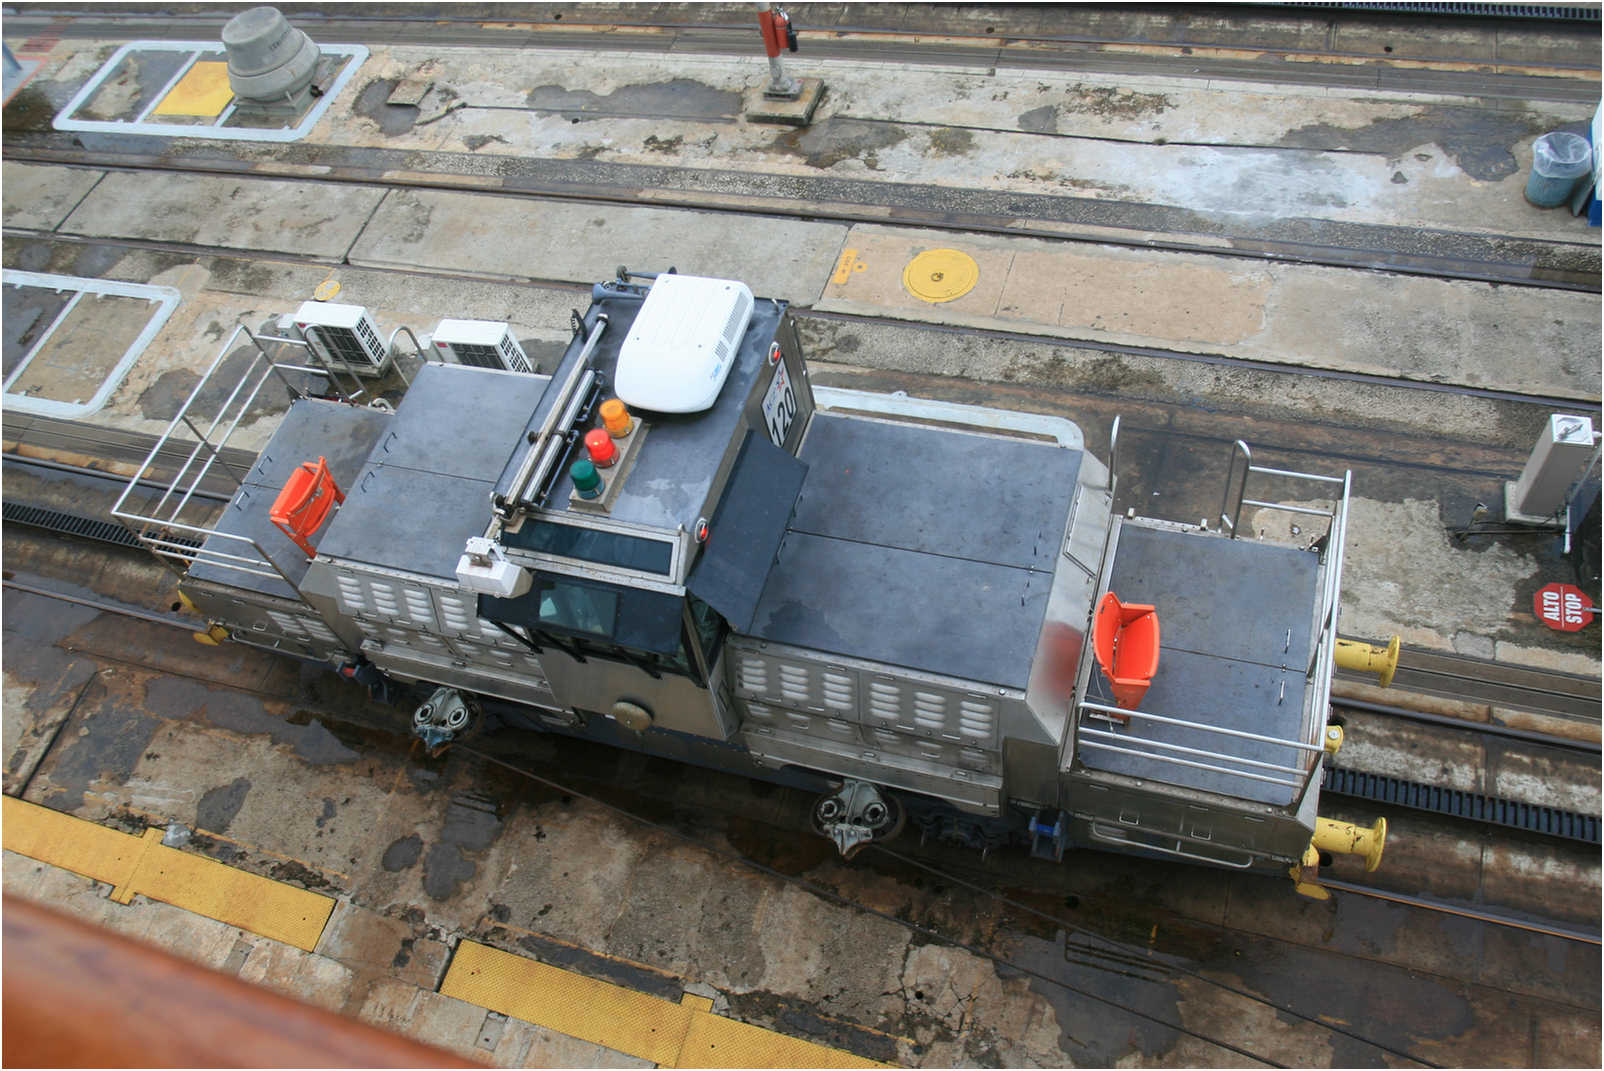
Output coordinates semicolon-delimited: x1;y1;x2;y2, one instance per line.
3;288;84;394
52;40;369;142
2;270;181;420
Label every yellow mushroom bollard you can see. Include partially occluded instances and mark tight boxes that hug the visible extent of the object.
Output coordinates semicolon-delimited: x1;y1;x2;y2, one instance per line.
1334;635;1401;688
1312;816;1388;873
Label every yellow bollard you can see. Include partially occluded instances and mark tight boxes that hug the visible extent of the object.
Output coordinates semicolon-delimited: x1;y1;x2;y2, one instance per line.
1312;816;1388;873
1334;635;1400;688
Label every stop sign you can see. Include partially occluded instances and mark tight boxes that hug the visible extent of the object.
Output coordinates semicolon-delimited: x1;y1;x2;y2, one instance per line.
1534;582;1595;631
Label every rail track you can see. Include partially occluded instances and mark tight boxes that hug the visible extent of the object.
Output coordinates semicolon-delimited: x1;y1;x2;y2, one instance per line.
7;4;1598;295
1382;646;1603;721
5;141;1598;297
4;222;1598;423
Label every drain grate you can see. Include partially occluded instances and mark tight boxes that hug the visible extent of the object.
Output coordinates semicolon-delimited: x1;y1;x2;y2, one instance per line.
1324;765;1599;845
1291;2;1599;20
2;501;202;552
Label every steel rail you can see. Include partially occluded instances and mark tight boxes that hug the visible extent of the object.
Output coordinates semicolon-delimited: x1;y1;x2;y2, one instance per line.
5;145;1597;297
0;579;198;632
1317;879;1602;945
1;453;233;504
6;7;1599;84
1333;697;1600;753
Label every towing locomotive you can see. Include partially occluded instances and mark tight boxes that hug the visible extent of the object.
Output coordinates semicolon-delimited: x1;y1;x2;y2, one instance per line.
117;272;1388;896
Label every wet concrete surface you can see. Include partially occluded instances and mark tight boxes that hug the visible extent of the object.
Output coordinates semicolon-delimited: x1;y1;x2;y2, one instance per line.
526;78;739;122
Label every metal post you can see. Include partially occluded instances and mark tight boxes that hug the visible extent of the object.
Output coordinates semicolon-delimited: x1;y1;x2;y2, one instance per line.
756;3;800;99
1222;440;1251;538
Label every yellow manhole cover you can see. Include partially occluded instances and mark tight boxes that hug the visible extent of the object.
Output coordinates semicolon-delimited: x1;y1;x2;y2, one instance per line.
902;249;979;303
312;278;342;301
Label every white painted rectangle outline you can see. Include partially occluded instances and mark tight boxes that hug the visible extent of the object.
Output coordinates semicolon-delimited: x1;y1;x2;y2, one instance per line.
2;270;181;419
52;39;367;142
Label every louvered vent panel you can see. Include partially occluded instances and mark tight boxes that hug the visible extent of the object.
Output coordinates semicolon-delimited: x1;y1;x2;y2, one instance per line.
735;655;768;695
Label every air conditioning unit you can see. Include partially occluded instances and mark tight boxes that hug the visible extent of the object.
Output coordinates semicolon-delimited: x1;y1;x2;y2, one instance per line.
293;301;391;376
615;275;754;413
430;319;533;373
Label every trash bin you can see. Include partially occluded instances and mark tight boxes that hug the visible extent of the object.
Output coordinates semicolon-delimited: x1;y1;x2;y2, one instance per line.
1525;131;1593;208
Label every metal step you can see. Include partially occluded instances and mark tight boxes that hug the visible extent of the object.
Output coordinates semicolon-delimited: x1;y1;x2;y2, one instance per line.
1323;765;1599;845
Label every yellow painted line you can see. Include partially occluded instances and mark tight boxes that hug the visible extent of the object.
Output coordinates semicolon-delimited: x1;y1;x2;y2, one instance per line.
152;60;233;118
442;939;893;1068
3;796;334;951
832;247;862;285
2;794;143;888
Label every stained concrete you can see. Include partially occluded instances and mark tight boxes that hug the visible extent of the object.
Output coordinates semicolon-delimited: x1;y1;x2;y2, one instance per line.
60;171;388;261
0;161;104;231
346;188;849;304
330;45;1596;241
820;224;1602;401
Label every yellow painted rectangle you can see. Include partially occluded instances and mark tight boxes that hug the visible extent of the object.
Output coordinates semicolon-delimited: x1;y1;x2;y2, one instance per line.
128;828;334;950
443;940;692;1065
678;1010;890;1068
442;940;894;1069
3;797;334;952
3;795;142;887
152;60;233;118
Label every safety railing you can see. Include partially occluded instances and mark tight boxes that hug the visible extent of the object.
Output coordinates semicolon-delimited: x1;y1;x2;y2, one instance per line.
110;321;335;590
1071;438;1353;807
1077;699;1330;804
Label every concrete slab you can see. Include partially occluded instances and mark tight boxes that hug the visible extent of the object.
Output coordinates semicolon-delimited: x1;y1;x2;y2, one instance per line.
347;188;849;304
308;44;1596;243
59;171;387;260
1;161;104;231
820;224;1602;400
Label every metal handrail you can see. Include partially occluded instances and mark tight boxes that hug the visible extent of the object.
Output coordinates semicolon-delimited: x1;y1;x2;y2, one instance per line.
1081;441;1354;807
1219;440;1344;539
1080;700;1325;755
1108;415;1120;496
490;314;609;530
384;325;420;388
110;323;332;592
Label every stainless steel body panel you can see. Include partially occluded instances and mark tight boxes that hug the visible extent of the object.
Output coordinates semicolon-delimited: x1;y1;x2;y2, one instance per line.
747;411;1077;690
727;637;1018;814
539;644;738;740
180;578;349;660
361;638;559;710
